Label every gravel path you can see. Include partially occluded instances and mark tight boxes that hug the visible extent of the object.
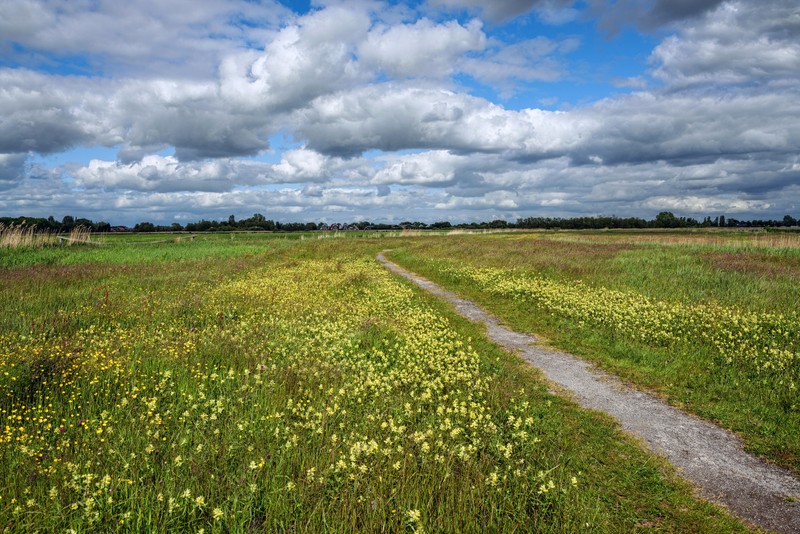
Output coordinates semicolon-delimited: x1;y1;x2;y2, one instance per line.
377;253;800;533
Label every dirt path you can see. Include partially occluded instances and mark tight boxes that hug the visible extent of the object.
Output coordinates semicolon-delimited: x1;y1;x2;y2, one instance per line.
377;253;800;533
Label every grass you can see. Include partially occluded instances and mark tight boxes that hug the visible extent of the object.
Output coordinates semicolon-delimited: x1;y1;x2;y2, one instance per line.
0;224;92;249
0;235;748;532
387;230;800;475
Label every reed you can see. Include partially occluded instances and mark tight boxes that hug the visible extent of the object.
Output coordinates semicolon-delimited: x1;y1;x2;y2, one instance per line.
62;225;93;246
0;223;57;248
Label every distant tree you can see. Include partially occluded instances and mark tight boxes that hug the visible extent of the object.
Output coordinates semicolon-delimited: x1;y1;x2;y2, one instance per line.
653;211;679;228
61;215;75;231
228;214;236;227
719;215;726;227
783;215;797;227
134;221;156;232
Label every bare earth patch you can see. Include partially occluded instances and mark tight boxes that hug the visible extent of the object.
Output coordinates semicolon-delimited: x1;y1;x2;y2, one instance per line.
377;253;800;534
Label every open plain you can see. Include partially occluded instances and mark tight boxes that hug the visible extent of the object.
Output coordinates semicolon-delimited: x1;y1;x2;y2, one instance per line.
1;229;798;532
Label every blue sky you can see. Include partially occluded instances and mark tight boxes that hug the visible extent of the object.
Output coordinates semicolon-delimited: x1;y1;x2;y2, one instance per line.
1;0;799;225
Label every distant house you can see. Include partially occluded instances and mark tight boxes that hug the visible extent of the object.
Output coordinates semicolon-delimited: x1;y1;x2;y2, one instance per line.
110;226;131;232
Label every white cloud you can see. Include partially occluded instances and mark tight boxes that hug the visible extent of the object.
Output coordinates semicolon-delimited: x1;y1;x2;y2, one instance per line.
649;1;800;89
435;190;519;209
577;90;800;166
372;150;462;185
73;156;241;192
360;18;485;79
0;0;292;79
643;196;772;214
219;6;371;112
0;70;104;154
1;1;799;225
271;148;365;182
296;84;589;157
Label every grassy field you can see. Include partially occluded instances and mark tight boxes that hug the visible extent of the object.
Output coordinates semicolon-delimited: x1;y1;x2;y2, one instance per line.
0;233;750;532
388;229;800;476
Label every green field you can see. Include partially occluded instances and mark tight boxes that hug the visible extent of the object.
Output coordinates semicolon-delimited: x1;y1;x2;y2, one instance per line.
389;230;800;475
3;230;790;531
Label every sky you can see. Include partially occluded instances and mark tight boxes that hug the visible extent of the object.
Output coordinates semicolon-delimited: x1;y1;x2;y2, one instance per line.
1;0;799;225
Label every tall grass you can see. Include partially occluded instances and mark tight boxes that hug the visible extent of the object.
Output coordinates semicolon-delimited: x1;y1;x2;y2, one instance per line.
59;226;93;246
0;224;92;248
0;224;56;248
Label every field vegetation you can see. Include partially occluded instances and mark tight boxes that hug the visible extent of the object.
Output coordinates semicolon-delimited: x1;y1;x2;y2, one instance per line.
388;229;800;475
0;224;92;249
0;233;749;531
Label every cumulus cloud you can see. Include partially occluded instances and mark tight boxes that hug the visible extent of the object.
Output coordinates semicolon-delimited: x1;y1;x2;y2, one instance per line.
0;4;578;167
1;0;799;224
650;1;800;89
72;155;246;193
295;84;589;157
64;148;375;195
372;150;463;185
219;6;371;112
271;148;365;182
576;91;800;166
0;70;102;154
0;0;291;78
0;69;275;161
643;196;772;214
360;18;485;79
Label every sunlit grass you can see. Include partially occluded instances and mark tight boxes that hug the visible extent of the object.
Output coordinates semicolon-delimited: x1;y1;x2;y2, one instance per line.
0;224;92;249
389;231;800;473
0;236;748;531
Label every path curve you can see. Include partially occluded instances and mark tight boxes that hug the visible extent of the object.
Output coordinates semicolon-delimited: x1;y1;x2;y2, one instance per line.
377;253;800;533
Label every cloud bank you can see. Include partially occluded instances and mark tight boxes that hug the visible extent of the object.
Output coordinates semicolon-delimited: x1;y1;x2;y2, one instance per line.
1;0;798;224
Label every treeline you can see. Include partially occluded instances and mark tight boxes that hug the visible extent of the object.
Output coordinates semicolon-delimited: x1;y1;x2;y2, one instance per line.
131;212;800;231
516;212;800;229
3;212;798;233
0;215;111;232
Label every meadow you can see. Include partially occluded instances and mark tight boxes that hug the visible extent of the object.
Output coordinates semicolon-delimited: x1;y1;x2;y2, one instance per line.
0;231;763;531
388;229;800;475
